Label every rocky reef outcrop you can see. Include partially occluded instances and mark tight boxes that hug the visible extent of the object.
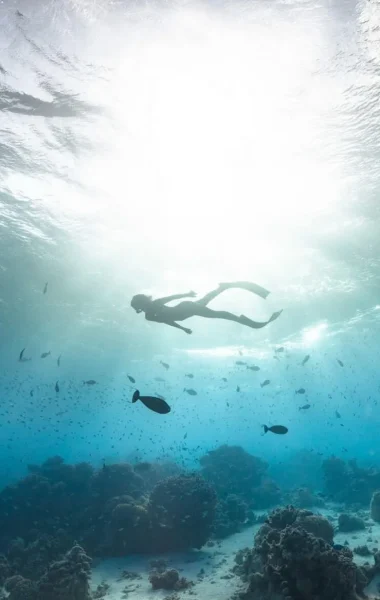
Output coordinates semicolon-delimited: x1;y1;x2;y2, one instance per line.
234;506;373;600
323;456;380;505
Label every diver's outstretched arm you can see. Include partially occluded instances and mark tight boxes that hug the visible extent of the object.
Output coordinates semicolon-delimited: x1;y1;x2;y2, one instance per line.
145;313;192;334
154;291;196;305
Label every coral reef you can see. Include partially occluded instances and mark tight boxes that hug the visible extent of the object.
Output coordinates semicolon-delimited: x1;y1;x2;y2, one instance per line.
289;487;325;509
0;456;218;575
370;491;380;522
265;505;334;543
4;544;91;600
338;513;366;532
200;445;281;517
148;474;217;551
149;569;192;591
38;543;92;600
235;506;372;600
323;456;380;505
213;495;255;539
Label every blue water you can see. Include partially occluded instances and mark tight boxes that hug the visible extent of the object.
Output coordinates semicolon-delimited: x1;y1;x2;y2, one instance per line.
1;0;380;491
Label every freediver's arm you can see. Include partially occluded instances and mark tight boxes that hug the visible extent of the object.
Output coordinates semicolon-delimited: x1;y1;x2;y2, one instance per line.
154;291;196;305
145;313;192;334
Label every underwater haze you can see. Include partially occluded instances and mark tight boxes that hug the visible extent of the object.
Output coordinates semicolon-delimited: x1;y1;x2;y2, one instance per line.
1;0;380;490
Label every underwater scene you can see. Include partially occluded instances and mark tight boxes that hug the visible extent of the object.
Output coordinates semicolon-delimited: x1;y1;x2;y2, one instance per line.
1;0;380;599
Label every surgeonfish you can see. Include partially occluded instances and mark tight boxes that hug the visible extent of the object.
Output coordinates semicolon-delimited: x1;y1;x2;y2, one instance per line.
263;424;288;435
132;390;171;414
184;388;197;396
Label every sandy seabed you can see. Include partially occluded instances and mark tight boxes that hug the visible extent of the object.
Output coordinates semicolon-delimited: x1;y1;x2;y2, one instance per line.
91;506;380;600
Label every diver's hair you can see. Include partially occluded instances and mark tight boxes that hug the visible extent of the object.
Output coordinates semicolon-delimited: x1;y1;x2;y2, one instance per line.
131;294;152;311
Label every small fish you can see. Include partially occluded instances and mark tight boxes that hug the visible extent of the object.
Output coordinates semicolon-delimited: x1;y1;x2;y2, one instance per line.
55;381;60;393
185;373;194;378
57;355;61;367
260;380;270;388
18;348;31;362
154;377;165;382
235;361;247;366
333;544;345;551
299;404;311;410
43;282;48;294
301;355;310;366
184;388;197;396
275;347;285;353
160;361;170;370
222;377;227;382
335;410;341;419
83;380;97;385
247;365;260;372
274;356;280;361
184;433;188;439
295;388;306;394
263;424;288;435
132;390;171;414
30;390;34;397
127;375;136;383
337;359;344;367
41;351;51;359
238;350;243;356
236;386;240;392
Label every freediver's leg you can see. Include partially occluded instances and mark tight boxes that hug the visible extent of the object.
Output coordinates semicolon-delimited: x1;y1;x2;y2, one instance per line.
194;306;282;329
196;281;270;307
218;281;270;300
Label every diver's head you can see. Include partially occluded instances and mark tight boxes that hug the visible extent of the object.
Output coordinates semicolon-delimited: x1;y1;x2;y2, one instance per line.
131;294;152;313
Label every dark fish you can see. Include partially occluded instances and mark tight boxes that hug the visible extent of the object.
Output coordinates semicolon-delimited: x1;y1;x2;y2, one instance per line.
132;390;170;414
16;10;24;17
83;380;97;385
43;282;48;294
154;377;165;382
184;388;197;396
337;359;344;367
301;355;310;366
19;348;31;362
335;410;341;419
275;347;285;353
247;365;260;371
235;361;247;366
55;381;60;393
295;388;306;394
57;355;61;367
299;404;311;410
41;351;51;359
236;386;240;392
263;424;288;435
333;544;345;551
30;390;34;397
160;361;170;370
260;380;270;388
222;377;227;382
127;375;136;383
185;373;194;378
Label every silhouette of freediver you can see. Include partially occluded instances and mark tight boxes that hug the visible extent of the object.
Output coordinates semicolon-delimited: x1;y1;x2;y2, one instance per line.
131;281;283;334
